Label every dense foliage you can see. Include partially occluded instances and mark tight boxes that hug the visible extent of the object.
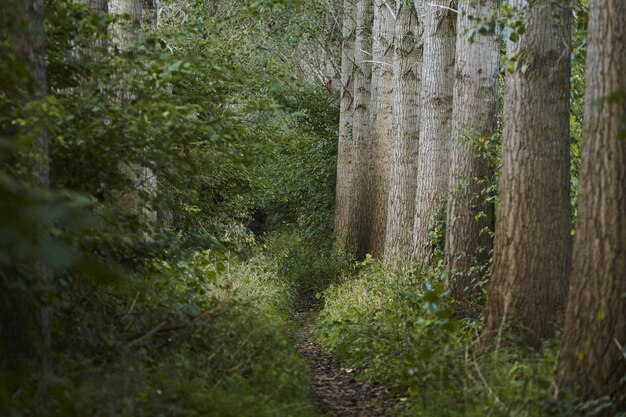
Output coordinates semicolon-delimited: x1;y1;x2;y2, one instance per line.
2;0;624;416
1;0;341;415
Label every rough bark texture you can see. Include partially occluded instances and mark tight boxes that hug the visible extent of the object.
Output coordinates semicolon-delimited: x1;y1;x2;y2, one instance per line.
412;0;456;264
485;0;572;347
556;0;626;403
446;0;499;306
334;0;357;239
382;2;422;267
346;0;374;259
367;0;395;258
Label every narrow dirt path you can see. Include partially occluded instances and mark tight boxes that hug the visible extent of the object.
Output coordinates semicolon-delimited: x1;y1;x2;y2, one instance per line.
292;299;398;417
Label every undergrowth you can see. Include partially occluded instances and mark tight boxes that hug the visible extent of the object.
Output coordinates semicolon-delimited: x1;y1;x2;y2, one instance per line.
1;243;322;417
314;258;618;417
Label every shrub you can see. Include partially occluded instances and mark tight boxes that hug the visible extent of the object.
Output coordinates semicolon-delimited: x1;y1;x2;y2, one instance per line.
1;248;321;417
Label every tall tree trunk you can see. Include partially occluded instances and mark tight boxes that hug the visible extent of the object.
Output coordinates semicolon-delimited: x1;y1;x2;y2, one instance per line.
334;0;356;239
1;0;52;372
446;0;499;307
30;0;51;375
382;2;422;267
367;0;395;258
139;0;158;223
556;0;626;404
109;0;142;48
110;0;158;226
346;0;374;259
485;0;572;347
412;0;456;264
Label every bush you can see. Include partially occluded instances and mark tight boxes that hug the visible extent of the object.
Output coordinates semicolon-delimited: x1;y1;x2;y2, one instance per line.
263;230;355;299
315;259;464;397
1;248;321;417
314;258;596;417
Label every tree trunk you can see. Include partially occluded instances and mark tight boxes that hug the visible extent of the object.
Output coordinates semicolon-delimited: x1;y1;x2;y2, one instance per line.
109;0;142;49
412;0;456;264
110;0;159;226
485;0;572;347
446;0;499;307
382;2;422;267
334;0;357;239
556;0;626;404
31;0;51;375
346;0;374;259
367;0;395;258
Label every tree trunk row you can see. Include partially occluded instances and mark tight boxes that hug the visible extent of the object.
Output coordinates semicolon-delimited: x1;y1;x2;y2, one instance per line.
336;0;626;406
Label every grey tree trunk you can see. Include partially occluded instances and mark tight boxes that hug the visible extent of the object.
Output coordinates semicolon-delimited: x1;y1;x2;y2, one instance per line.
412;0;456;264
556;0;626;405
346;0;374;259
110;0;158;225
334;0;357;239
485;0;572;347
382;2;422;267
445;0;499;307
110;0;142;49
367;0;395;258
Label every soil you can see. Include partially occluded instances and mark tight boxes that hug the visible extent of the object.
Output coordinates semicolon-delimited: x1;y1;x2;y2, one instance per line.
293;298;401;417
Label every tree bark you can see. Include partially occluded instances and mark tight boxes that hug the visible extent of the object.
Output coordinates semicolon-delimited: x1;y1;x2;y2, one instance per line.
382;2;422;267
109;0;142;49
446;0;499;307
367;0;395;258
412;0;456;264
485;0;572;347
556;0;626;404
110;0;159;226
346;0;374;259
334;0;357;239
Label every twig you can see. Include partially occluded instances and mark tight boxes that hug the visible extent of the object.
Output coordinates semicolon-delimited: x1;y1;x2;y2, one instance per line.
427;2;458;13
384;0;397;20
362;60;392;67
473;359;506;407
125;292;140;317
125;320;167;349
615;338;626;361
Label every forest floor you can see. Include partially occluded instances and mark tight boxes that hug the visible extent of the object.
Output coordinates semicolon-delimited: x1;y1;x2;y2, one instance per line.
293;298;400;417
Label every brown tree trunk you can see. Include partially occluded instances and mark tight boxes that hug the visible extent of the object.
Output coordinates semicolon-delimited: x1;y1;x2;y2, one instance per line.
556;0;626;404
367;0;395;258
412;0;456;264
485;0;572;347
334;0;357;239
446;0;499;307
382;2;422;267
346;0;374;259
